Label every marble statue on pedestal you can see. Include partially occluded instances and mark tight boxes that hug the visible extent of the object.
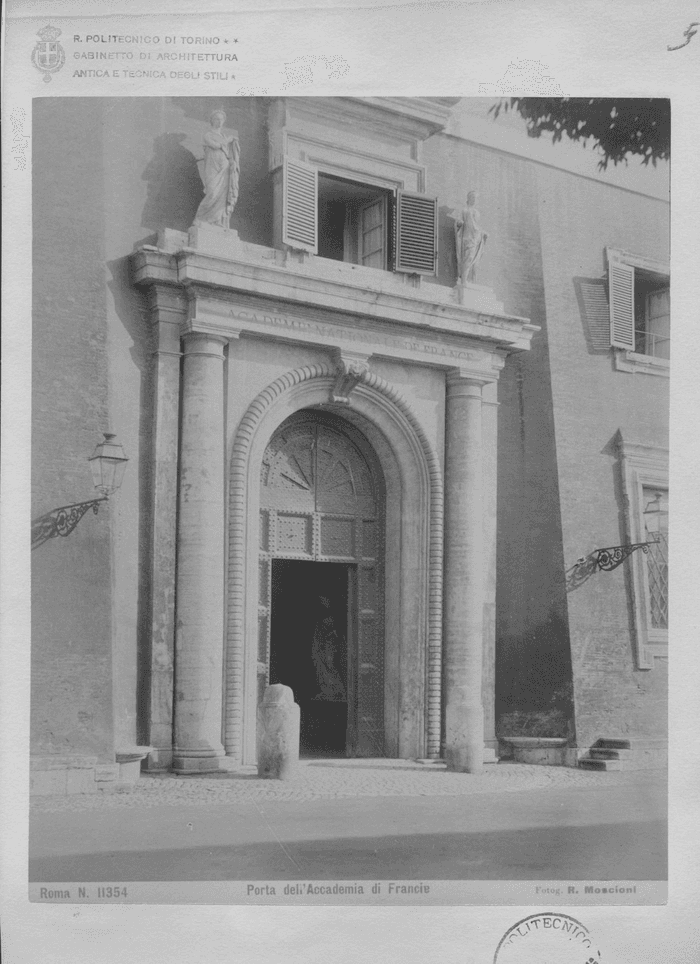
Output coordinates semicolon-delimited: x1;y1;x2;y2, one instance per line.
193;110;240;229
453;191;488;285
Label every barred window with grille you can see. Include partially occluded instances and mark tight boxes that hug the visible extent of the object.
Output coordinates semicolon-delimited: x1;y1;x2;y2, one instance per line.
618;437;669;668
643;488;669;631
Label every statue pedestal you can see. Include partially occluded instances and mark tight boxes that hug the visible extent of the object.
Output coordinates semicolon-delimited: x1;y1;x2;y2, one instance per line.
453;281;503;313
188;223;243;258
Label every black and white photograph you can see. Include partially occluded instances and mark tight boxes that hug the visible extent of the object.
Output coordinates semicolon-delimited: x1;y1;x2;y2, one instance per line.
2;2;699;963
26;92;669;893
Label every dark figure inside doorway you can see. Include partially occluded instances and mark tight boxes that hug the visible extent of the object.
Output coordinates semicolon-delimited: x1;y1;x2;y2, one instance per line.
311;596;346;702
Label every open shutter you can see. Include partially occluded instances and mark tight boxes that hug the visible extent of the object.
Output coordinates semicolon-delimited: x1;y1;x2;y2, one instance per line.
359;196;387;269
579;279;613;352
609;260;635;349
282;157;318;254
394;190;437;275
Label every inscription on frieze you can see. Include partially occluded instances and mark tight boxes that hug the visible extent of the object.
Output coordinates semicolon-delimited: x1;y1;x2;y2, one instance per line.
225;306;497;364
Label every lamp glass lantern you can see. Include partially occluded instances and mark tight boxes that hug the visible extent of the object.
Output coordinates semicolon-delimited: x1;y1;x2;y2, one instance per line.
643;492;669;542
88;433;129;497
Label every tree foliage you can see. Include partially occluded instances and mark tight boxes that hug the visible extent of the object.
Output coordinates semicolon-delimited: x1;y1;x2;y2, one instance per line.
490;98;670;170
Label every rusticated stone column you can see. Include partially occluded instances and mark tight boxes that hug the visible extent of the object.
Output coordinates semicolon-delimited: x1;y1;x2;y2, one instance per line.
173;332;227;772
444;370;488;773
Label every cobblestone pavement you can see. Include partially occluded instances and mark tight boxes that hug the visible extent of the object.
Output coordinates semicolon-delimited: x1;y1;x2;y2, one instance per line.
31;760;659;813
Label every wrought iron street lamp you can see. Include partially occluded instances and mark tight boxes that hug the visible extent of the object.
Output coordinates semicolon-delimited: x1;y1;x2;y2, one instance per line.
31;433;129;550
590;494;668;572
87;432;129;497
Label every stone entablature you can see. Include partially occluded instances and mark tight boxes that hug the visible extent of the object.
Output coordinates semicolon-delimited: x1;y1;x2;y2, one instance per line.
132;230;536;365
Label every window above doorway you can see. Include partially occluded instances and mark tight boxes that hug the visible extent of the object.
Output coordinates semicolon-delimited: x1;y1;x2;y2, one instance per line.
607;248;670;377
281;158;438;276
268;99;445;279
317;174;391;269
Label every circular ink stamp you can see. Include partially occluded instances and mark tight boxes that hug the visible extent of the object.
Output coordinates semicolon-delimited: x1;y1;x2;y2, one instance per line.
494;913;602;964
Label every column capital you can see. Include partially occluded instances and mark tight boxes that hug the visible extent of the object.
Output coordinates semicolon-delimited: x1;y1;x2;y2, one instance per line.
182;331;228;359
446;368;492;398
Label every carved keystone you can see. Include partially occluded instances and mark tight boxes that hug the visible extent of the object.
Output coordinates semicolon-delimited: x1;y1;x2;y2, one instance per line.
331;350;371;404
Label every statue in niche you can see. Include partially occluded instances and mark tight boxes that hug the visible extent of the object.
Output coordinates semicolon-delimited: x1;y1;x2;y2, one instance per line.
311;596;346;702
192;109;240;229
453;191;488;285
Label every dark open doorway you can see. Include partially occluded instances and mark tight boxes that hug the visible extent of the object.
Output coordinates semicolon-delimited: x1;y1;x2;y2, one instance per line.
270;560;355;757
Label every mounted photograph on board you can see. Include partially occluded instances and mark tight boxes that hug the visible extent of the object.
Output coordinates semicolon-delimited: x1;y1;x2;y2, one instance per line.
27;95;669;902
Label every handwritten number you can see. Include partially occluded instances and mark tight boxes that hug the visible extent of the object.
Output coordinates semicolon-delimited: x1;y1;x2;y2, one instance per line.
667;22;699;50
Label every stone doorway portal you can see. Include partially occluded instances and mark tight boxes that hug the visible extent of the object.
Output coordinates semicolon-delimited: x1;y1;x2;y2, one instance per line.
259;412;385;757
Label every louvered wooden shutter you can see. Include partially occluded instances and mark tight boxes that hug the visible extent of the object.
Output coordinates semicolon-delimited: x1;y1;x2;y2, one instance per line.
579;280;612;352
282;157;318;254
394;190;437;275
609;260;636;349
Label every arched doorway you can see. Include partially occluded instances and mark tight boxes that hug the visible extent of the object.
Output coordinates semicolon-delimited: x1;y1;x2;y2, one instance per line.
258;412;385;756
226;364;443;766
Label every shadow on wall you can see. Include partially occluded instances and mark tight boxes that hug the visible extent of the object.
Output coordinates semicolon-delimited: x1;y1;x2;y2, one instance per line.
141;132;204;233
496;610;575;739
106;256;156;745
437;204;458;289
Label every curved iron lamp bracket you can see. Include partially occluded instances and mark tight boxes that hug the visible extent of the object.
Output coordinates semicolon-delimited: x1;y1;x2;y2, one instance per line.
565;536;660;592
593;541;652;572
31;497;107;551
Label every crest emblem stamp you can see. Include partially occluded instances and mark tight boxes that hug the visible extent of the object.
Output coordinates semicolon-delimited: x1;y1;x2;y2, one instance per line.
31;25;66;83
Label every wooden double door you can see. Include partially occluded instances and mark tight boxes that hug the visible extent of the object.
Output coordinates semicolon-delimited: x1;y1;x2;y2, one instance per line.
258;413;385;756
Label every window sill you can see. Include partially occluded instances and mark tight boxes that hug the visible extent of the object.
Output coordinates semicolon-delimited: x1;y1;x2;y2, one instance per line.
614;349;670;378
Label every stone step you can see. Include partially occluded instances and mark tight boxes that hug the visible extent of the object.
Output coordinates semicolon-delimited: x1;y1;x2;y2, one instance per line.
589;748;623;760
578;757;622;771
594;738;631;751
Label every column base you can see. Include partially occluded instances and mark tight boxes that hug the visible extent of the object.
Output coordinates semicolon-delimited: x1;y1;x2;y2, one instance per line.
444;746;484;774
172;757;226;774
444;702;485;773
172;746;226;774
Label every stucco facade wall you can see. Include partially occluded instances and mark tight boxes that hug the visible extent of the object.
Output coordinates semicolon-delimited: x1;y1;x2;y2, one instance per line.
424;133;573;728
32;99;115;763
536;167;669;748
100;98;274;747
